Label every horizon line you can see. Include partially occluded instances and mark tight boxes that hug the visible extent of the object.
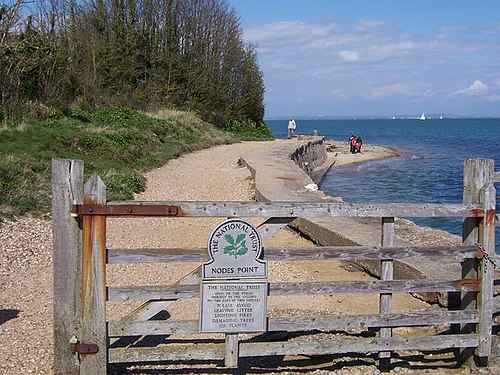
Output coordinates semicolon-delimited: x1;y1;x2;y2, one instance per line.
264;114;500;120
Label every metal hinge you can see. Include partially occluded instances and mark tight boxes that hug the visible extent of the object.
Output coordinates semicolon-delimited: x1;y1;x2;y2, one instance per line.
70;336;99;356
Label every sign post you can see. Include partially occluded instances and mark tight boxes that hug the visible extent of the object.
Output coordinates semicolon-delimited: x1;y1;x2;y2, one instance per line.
200;219;268;333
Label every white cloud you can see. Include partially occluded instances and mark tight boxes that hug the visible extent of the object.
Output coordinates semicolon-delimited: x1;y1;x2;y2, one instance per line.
363;84;409;99
487;95;500;102
242;16;500;116
245;20;337;51
246;19;426;64
339;50;359;62
422;89;436;98
437;24;473;38
452;80;489;97
363;41;418;61
354;20;394;32
483;23;500;35
329;89;349;101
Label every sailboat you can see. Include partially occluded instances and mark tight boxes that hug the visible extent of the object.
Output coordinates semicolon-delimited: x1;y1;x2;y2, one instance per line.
419;113;426;121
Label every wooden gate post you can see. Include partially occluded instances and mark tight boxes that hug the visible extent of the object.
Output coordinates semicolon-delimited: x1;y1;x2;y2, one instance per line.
461;158;494;365
462;159;494;244
379;216;394;366
52;159;84;374
80;174;108;374
476;181;495;361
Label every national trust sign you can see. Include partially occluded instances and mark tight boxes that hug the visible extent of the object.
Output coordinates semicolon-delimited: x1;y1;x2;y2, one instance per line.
200;219;268;333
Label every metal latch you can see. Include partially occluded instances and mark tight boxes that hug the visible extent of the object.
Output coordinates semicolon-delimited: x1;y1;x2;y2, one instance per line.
70;336;99;356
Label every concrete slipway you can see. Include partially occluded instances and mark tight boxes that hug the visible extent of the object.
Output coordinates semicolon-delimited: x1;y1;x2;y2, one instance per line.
239;136;462;307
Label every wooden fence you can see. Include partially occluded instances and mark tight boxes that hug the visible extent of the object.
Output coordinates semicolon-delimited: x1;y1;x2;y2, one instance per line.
52;158;499;374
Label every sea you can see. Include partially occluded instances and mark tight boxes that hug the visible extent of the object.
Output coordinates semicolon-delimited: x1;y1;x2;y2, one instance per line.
266;118;500;253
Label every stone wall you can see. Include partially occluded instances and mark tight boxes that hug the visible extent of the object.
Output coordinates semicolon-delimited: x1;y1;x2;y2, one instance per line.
290;137;327;176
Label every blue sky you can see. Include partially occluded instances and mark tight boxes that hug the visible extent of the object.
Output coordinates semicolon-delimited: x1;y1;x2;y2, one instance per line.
227;0;500;118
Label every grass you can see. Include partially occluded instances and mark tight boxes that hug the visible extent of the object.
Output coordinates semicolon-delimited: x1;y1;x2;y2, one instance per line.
0;108;274;220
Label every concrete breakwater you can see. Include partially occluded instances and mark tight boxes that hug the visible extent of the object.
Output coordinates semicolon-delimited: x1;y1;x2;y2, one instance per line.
240;137;461;307
240;137;339;203
289;136;327;176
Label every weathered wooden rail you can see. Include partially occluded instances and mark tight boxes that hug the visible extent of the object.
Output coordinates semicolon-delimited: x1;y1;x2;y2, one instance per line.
494;171;500;183
52;158;498;374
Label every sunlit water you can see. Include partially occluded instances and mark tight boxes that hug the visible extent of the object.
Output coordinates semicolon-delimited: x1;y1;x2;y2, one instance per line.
267;118;500;253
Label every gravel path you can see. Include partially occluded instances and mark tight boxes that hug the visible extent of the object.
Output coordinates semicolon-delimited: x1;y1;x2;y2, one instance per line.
0;218;53;375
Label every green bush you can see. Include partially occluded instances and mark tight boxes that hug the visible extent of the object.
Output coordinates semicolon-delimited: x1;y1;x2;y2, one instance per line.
91;107;148;127
224;119;274;141
46;108;65;119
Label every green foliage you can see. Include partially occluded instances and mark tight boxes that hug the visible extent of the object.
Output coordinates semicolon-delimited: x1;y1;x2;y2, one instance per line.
0;155;50;219
0;108;237;220
91;108;147;126
224;119;274;141
46;108;65;119
1;0;266;127
103;170;146;201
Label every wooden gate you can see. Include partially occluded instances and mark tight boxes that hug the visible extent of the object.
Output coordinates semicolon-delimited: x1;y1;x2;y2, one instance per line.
52;158;499;374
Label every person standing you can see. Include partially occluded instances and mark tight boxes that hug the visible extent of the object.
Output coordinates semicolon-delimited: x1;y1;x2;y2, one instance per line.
287;117;297;138
348;135;357;153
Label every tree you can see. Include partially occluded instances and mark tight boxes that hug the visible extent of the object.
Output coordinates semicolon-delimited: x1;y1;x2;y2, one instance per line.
0;0;266;126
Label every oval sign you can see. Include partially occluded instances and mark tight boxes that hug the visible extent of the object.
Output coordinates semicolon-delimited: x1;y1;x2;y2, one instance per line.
203;219;266;279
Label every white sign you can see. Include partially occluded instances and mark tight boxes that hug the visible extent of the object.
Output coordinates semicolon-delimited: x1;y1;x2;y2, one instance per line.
203;219;267;279
200;281;267;333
